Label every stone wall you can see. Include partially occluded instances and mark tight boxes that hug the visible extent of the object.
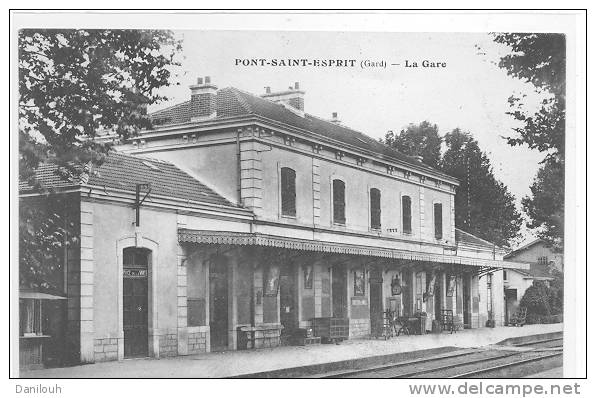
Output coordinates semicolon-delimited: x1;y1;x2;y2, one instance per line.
94;338;119;362
158;333;178;357
349;318;369;338
187;331;208;355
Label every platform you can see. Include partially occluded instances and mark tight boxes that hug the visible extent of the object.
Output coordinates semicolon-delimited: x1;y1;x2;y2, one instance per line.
20;323;563;378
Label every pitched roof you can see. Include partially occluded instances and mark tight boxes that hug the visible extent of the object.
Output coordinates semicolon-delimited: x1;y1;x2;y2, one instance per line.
19;152;235;208
504;238;546;259
510;263;555;280
148;87;457;182
455;228;496;250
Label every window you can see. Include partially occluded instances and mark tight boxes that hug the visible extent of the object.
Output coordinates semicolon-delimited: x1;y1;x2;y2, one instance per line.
280;167;296;217
402;196;412;234
370;188;381;230
434;203;443;240
333;179;346;225
538;256;549;265
503;270;508;281
19;299;42;336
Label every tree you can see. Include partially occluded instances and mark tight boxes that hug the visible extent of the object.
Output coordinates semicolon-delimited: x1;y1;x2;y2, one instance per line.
522;159;565;249
492;33;565;161
383;121;442;169
441;129;522;247
19;29;182;289
19;29;182;183
492;33;565;251
382;124;521;247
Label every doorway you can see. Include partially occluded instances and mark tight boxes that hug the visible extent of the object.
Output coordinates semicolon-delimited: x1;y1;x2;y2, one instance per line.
209;256;229;351
123;248;149;358
279;264;298;343
369;268;383;337
434;274;442;321
332;264;347;318
463;275;471;328
504;288;518;325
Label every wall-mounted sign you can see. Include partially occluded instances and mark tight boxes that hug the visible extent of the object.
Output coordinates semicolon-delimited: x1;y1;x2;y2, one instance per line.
447;275;456;297
391;274;402;296
427;273;437;296
264;266;280;296
351;297;368;306
124;269;147;278
353;269;365;296
303;264;313;289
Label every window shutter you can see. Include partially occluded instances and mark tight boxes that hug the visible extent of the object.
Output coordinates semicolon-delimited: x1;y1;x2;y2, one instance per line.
370;188;381;230
281;167;296;216
434;203;443;239
402;196;412;234
333;179;346;224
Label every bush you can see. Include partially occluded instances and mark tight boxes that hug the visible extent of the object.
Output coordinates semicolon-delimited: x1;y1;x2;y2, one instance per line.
520;274;564;324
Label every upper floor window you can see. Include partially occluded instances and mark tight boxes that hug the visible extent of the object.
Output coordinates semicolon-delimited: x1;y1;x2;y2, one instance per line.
370;188;381;230
434;202;443;240
537;256;549;265
280;167;296;217
402;195;412;234
333;179;346;225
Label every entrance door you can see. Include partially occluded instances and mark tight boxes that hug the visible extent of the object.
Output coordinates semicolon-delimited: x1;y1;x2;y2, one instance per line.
369;268;384;336
463;275;471;328
209;256;228;350
434;274;442;321
280;264;297;342
505;289;517;325
332;264;347;318
123;248;149;358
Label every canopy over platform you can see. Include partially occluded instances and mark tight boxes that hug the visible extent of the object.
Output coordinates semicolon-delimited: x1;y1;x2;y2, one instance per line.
19;290;67;300
178;229;528;270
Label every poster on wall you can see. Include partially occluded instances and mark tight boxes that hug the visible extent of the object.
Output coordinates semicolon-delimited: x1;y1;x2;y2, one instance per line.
303;264;313;289
391;274;402;296
447;275;456;297
427;272;437;296
264;265;280;296
353;269;365;296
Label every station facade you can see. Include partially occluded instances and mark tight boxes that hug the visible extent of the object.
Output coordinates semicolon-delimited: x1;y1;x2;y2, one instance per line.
20;78;526;364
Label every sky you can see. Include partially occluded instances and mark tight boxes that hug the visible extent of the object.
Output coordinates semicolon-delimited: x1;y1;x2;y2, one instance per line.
149;30;550;243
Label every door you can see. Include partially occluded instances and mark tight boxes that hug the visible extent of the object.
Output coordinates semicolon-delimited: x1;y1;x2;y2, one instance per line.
369;268;384;336
123;248;149;358
463;275;471;328
332;264;347;318
209;256;228;350
279;264;297;342
505;289;518;325
434;275;442;320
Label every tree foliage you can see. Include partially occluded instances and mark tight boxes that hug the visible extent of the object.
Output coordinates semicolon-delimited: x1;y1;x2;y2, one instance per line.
441;130;522;247
492;33;566;251
522;159;565;249
493;33;565;161
19;29;182;289
381;123;521;247
19;29;182;184
383;121;442;169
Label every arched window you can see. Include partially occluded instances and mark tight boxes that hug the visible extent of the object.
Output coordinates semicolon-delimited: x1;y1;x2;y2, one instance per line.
280;167;296;217
333;179;346;225
434;203;443;240
402;195;412;234
370;188;381;230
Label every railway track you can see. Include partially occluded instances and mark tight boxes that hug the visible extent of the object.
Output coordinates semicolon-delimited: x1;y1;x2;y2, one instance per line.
319;344;562;378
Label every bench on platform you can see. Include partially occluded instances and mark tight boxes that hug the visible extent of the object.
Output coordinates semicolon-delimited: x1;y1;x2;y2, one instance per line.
440;309;457;333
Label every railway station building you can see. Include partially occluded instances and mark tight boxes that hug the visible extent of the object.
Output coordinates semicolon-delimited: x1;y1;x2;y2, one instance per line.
19;78;526;365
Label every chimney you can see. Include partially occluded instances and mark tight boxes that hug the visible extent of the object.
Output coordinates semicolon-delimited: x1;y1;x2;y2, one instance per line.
331;112;341;124
261;82;305;111
189;76;218;121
